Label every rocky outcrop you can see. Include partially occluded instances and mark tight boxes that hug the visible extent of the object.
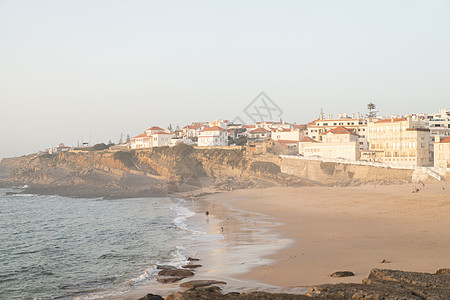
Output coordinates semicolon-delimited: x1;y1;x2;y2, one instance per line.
179;280;226;289
308;268;450;299
329;271;355;278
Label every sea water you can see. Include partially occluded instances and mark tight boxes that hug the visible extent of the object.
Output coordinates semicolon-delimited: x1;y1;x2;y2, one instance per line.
0;189;221;300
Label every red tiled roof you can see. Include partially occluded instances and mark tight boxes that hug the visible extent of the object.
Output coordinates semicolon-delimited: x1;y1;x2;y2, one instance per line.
152;131;171;135
250;128;269;133
307;119;319;126
132;133;147;139
277;139;298;144
280;128;291;132
200;126;227;132
374;118;406;124
300;136;319;143
147;126;165;131
323;126;358;135
438;136;450;143
243;125;256;128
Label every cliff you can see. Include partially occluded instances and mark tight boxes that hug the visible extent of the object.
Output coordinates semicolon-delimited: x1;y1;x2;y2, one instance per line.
0;144;301;198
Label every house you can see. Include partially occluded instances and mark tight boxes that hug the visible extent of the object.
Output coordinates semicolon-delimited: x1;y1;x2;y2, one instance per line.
434;135;450;168
271;128;304;142
130;125;173;149
248;127;271;142
49;143;72;154
367;116;430;166
299;127;361;161
151;131;173;147
198;126;228;146
183;124;206;139
209;119;229;129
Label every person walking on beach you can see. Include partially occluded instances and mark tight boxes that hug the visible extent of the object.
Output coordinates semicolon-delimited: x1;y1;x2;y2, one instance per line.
205;210;210;222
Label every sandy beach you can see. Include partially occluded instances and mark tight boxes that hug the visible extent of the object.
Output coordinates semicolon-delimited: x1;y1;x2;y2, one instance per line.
106;182;450;299
208;182;450;287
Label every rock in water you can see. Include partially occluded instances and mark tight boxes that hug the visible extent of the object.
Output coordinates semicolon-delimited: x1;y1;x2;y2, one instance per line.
330;271;355;278
181;264;202;269
157;277;186;284
187;257;200;261
158;269;194;277
180;280;227;289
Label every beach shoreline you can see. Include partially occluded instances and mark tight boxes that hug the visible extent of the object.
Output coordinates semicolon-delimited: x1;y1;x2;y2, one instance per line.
208;182;450;288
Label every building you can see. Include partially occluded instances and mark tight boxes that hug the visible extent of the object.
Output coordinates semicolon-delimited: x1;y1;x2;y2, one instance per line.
130;126;173;149
434;135;450;168
183;124;206;139
299;126;361;161
271;128;304;142
49;143;72;154
307;115;368;150
248;127;271;142
366;116;430;166
198;126;228;146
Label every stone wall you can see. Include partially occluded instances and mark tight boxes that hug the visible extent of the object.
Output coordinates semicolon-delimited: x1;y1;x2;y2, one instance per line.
281;157;415;185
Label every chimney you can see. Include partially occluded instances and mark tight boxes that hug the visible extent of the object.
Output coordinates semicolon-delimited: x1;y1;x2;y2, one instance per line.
436;135;441;143
352;113;355;119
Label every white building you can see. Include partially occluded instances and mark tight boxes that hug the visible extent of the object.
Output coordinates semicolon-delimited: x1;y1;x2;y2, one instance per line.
198;126;228;146
130;126;173;149
271;128;304;142
248;127;271;142
299;126;361;161
307;115;368;150
434;135;450;168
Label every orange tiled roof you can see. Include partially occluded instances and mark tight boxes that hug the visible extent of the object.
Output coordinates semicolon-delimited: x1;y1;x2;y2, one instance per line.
250;128;269;133
243;125;256;128
323;126;358;135
277;139;298;144
152;131;171;135
132;133;147;139
438;136;450;143
300;136;319;143
201;126;226;132
147;126;165;131
374;118;406;124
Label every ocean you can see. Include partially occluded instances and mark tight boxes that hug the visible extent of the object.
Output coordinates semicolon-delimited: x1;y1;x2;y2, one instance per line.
0;189;222;300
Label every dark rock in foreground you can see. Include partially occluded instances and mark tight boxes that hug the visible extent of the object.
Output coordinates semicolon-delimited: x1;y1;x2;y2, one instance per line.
179;280;227;289
309;268;450;299
329;271;355;278
160;268;450;300
156;276;186;284
137;293;164;300
166;291;316;299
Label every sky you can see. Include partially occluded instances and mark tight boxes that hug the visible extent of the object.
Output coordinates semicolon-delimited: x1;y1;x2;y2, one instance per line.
1;0;450;159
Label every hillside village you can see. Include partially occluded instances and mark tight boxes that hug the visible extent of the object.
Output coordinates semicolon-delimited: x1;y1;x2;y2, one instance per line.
49;106;450;177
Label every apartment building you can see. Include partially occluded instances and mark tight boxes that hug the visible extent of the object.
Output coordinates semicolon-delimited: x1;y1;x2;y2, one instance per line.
307;114;368;150
366;117;430;166
299;126;361;161
434;135;450;168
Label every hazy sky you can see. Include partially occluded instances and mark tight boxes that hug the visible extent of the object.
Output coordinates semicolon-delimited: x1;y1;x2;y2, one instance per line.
1;0;450;159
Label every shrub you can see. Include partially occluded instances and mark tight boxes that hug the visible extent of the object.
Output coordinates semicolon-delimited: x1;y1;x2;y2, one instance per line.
113;151;136;169
250;161;281;174
93;143;109;151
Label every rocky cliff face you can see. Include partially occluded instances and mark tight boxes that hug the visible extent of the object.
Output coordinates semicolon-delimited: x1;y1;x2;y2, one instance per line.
0;144;289;197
